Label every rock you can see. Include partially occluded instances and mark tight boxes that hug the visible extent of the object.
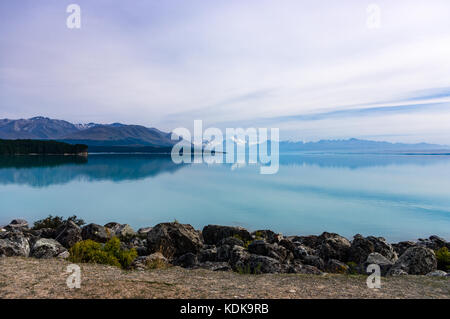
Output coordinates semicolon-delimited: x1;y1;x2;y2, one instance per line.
278;238;296;253
5;219;29;231
174;252;198;268
349;235;397;263
392;241;416;257
287;261;323;275
417;235;447;250
363;252;394;276
247;240;291;262
426;270;447;277
198;261;231;271
81;223;112;243
229;245;251;269
302;255;325;271
57;251;70;259
219;236;244;247
198;246;217;262
244;255;283;274
30;238;67;259
147;222;203;259
137;227;153;236
252;230;282;243
288;235;321;249
389;246;437;275
388;268;408;276
293;244;316;260
202;225;251;245
318;232;351;262
326;259;349;274
216;245;233;262
132;252;169;270
0;232;30;257
54;221;82;248
105;223;136;239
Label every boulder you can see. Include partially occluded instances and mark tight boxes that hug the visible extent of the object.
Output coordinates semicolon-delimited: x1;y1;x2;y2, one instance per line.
173;252;198;268
0;232;30;257
4;219;29;232
288;235;321;249
137;227;153;236
417;235;448;250
147;222;203;259
81;223;111;243
198;246;218;262
244;255;283;274
30;238;67;259
252;230;282;243
198;261;231;271
54;220;82;248
326;259;349;274
388;268;408;276
247;240;292;262
392;241;416;257
302;255;325;271
287;261;323;275
318;232;351;262
216;245;233;262
349;235;397;263
132;252;169;270
278;238;296;253
105;223;136;239
293;244;316;260
229;245;251;269
389;246;437;275
219;236;244;247
363;252;394;276
426;270;447;277
202;225;251;245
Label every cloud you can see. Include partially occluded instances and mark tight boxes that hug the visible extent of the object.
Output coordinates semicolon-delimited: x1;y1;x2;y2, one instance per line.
1;0;450;143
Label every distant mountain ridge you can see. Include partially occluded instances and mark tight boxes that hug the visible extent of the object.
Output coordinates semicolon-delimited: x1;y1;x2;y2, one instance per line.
0;116;175;148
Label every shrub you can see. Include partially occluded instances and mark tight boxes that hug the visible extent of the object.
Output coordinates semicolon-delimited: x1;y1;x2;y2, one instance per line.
33;215;85;230
69;237;137;269
435;247;450;271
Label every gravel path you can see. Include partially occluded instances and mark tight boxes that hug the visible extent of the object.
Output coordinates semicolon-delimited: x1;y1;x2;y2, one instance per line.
0;257;448;299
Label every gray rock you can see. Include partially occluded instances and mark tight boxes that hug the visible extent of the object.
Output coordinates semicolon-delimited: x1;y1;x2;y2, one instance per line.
202;225;251;245
132;252;169;270
31;238;67;259
363;252;394;276
278;238;296;253
137;227;153;236
219;236;244;247
388;268;408;276
198;246;218;262
287;261;323;275
81;223;112;243
174;252;198;268
105;223;136;239
302;255;325;271
288;235;321;249
247;240;292;262
326;259;349;273
417;235;447;251
318;232;351;262
245;255;283;274
0;232;30;257
367;236;398;262
349;234;397;263
216;244;233;262
5;219;29;231
392;241;416;257
293;244;316;260
252;230;282;243
426;270;447;277
229;245;251;269
198;261;231;271
147;222;203;259
389;246;437;275
54;221;82;248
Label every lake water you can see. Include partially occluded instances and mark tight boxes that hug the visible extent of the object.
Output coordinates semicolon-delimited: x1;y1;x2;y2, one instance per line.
1;153;450;242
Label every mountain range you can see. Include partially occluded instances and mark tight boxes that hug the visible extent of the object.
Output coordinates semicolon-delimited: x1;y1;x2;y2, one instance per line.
1;116;449;153
0;117;176;149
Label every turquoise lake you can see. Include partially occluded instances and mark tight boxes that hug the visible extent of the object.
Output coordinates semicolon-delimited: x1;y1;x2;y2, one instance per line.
1;153;450;242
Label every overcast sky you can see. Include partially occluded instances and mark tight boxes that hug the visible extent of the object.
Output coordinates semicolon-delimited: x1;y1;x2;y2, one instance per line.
1;0;450;143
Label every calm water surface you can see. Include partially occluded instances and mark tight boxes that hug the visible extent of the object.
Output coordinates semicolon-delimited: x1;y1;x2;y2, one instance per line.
1;153;450;242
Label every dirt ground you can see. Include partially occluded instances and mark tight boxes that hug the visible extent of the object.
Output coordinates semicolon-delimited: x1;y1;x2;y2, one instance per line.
0;257;448;299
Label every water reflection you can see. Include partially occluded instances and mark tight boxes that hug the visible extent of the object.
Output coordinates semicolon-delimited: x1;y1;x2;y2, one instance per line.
0;154;184;187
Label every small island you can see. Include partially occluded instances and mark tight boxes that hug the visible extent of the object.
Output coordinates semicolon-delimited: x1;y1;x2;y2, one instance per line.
0;139;88;156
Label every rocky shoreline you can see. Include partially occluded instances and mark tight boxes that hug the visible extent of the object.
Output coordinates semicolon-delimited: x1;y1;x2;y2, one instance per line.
1;218;449;277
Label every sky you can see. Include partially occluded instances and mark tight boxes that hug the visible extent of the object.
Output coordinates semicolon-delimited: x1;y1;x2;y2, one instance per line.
1;0;450;143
